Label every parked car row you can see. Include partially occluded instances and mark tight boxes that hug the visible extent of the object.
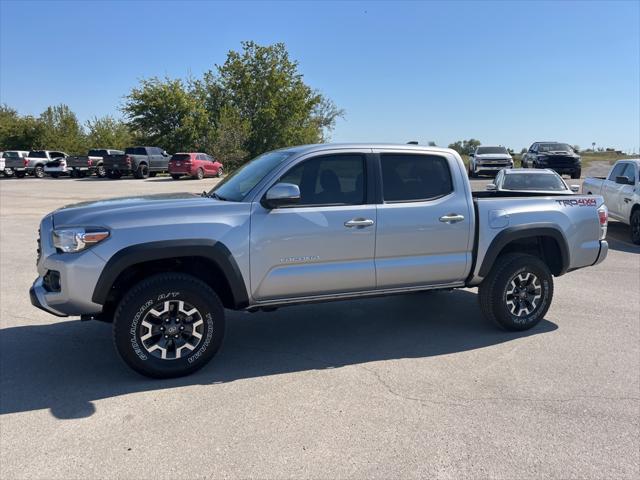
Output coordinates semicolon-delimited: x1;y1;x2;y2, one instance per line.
1;146;224;180
468;141;582;179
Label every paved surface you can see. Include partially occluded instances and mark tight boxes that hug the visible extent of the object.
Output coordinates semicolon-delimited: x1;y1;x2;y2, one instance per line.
1;173;638;479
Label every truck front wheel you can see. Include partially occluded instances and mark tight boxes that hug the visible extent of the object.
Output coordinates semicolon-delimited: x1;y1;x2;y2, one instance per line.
113;273;225;378
478;253;553;331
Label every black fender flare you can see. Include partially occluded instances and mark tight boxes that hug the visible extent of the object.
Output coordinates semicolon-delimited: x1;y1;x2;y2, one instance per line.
92;239;249;308
478;224;570;278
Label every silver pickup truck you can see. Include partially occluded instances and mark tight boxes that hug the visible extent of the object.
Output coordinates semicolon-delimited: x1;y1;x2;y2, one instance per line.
30;144;609;378
582;159;640;244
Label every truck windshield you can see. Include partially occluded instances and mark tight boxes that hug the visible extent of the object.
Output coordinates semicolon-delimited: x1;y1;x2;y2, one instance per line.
88;150;107;156
476;147;508;155
502;173;567;191
28;151;47;158
209;150;294;201
538;143;572;153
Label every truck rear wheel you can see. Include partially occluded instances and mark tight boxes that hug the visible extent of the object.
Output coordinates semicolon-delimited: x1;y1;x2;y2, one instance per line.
134;164;149;179
34;165;45;178
113;273;225;378
478;253;553;331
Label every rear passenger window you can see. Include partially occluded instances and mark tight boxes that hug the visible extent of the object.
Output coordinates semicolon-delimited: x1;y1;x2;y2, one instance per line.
381;154;453;202
279;154;365;206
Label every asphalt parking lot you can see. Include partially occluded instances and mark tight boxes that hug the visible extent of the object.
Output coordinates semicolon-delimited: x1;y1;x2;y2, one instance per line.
1;173;638;479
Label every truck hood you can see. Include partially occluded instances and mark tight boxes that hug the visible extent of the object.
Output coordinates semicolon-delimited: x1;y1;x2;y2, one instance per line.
52;192;220;227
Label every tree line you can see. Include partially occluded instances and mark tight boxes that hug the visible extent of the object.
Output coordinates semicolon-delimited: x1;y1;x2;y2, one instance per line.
0;41;343;170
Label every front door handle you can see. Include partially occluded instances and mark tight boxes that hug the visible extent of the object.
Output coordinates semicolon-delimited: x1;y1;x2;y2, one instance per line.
344;218;375;228
439;214;465;224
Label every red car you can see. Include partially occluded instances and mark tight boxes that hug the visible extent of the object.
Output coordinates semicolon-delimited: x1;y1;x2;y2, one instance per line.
168;153;223;180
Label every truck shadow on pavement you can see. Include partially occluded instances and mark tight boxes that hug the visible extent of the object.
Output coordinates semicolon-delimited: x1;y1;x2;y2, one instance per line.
606;221;640;254
0;290;557;419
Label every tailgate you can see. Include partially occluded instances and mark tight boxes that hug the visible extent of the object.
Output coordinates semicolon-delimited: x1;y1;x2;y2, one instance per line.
102;154;126;169
67;156;89;168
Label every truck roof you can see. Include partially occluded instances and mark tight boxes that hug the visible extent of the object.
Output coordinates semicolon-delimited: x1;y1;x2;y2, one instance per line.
275;143;457;156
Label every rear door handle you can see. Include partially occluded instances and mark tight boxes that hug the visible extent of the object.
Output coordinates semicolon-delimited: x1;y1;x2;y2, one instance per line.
439;214;465;224
344;218;375;228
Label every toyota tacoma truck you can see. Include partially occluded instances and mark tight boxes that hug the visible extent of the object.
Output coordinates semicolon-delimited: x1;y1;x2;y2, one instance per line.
30;144;609;378
67;149;124;178
583;159;639;244
103;146;170;179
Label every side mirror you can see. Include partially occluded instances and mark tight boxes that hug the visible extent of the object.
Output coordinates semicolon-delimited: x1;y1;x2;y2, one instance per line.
486;183;497;191
263;183;301;209
570;185;580;192
615;176;632;185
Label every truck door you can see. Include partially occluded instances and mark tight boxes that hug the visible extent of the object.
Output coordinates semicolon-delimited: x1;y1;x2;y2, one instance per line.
250;151;376;301
373;150;473;288
603;162;627;217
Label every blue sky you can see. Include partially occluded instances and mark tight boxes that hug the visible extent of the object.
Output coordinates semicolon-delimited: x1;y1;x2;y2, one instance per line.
1;0;638;152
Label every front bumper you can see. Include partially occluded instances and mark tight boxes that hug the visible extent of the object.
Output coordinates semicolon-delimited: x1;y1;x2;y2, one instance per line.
30;215;106;317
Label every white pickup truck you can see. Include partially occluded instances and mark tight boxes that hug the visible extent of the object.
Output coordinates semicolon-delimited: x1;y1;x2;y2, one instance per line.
583;159;640;244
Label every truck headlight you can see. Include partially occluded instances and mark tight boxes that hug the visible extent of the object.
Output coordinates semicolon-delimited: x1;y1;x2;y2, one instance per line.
52;228;109;253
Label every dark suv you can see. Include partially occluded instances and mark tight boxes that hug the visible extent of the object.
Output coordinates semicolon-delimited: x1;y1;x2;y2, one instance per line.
521;142;581;179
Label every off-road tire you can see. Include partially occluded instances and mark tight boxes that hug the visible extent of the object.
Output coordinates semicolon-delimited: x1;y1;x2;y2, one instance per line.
631;209;640;245
113;273;225;378
96;164;107;178
478;253;553;331
133;164;149;179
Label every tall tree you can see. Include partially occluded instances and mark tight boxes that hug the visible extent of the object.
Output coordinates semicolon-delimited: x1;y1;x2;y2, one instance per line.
121;77;213;153
86;115;132;150
39;104;87;154
213;41;343;157
0;104;44;150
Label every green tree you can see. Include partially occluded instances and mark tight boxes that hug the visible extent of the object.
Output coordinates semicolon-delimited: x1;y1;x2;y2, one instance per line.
122;77;213;153
39;104;87;154
0;104;44;150
448;138;481;155
86;115;132;150
211;104;250;171
214;41;343;158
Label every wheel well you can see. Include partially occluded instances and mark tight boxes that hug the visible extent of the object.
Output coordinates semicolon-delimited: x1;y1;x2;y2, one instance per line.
632;204;640;219
101;256;236;319
494;235;564;276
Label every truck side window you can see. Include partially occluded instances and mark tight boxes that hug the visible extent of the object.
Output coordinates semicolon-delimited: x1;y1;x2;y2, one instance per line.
380;154;453;202
622;163;636;183
279;154;365;206
608;163;626;181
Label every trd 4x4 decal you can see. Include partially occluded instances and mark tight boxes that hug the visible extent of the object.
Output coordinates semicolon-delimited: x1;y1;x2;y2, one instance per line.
556;198;597;207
